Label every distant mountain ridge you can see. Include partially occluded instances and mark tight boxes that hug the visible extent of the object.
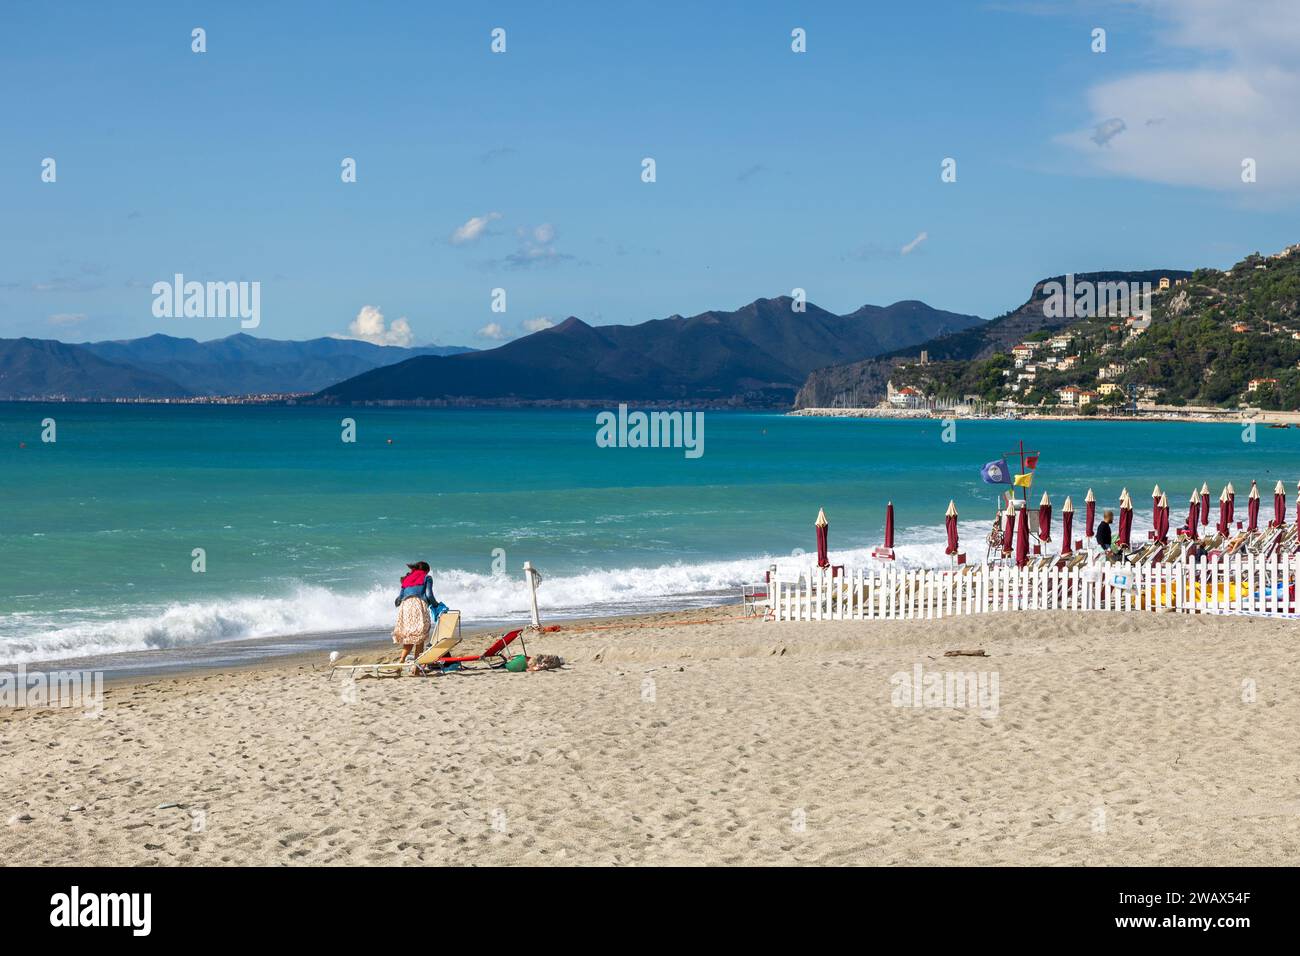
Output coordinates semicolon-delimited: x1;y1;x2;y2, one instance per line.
0;338;191;400
0;333;473;400
794;270;1191;408
316;297;983;407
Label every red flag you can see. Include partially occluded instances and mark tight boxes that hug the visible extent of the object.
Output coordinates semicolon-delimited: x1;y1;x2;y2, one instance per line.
1024;453;1039;470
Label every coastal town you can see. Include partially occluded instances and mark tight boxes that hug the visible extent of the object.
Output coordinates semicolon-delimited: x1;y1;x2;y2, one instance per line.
799;244;1300;423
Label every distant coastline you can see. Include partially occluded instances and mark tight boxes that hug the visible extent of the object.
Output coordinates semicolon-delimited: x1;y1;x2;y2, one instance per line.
791;405;1300;425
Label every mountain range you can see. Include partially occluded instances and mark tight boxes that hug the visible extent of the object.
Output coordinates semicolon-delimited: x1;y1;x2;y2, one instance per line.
315;298;983;406
0;334;473;400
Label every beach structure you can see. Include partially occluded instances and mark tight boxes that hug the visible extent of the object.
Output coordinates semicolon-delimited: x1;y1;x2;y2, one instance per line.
1061;497;1074;555
944;501;959;557
873;503;896;561
1117;490;1133;548
770;548;1300;621
765;455;1300;621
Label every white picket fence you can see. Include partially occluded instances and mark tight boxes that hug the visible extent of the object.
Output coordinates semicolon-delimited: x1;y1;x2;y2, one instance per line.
770;554;1300;621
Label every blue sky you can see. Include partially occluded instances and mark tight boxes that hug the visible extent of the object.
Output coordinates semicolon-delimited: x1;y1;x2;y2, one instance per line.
2;0;1297;346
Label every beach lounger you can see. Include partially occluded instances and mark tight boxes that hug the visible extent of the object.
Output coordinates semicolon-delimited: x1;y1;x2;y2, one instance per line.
415;610;463;665
330;610;462;679
421;626;529;673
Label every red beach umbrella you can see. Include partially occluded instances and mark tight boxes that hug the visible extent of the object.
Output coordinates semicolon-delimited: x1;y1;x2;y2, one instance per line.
1084;488;1096;538
1117;490;1133;548
1227;481;1236;526
1038;492;1052;543
1151;484;1162;530
1200;482;1211;526
1247;481;1260;532
1273;480;1286;528
1156;492;1170;542
944;500;959;556
1015;505;1029;567
815;508;829;568
1060;497;1074;556
1216;486;1230;536
1188;488;1200;537
1003;506;1016;556
884;502;895;551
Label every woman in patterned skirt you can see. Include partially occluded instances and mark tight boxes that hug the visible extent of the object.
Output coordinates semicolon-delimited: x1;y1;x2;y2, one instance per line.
392;561;435;662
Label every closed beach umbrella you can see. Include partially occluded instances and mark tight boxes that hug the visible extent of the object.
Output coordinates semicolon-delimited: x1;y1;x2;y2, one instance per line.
1157;492;1170;542
884;502;895;551
1274;480;1286;528
815;508;829;568
944;500;959;556
1226;481;1236;527
1188;488;1201;537
1085;488;1096;538
1002;506;1016;556
1200;481;1211;525
1217;486;1230;536
1015;505;1029;567
1151;484;1162;528
1061;497;1074;556
1118;490;1133;548
1038;492;1052;542
1247;481;1260;532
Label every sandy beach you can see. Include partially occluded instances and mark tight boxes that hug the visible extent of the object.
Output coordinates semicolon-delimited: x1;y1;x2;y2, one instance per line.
3;606;1298;866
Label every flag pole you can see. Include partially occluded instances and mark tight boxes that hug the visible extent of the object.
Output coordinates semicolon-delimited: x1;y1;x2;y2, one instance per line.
1019;439;1026;506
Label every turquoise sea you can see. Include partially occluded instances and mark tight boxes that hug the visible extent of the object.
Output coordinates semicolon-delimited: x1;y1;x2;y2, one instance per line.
1;403;1296;664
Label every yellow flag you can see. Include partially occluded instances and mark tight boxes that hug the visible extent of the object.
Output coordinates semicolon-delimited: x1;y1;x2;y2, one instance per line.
1013;472;1033;488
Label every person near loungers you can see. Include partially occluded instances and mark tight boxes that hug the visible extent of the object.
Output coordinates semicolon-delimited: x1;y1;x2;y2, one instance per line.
392;561;436;663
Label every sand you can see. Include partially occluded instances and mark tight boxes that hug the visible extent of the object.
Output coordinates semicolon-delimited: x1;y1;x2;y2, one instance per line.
2;606;1298;866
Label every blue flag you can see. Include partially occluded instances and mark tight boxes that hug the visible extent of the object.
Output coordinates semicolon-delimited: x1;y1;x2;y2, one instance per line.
981;458;1011;484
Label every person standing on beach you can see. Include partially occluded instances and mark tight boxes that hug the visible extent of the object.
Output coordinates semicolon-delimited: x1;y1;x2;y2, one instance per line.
1095;510;1114;555
392;561;435;663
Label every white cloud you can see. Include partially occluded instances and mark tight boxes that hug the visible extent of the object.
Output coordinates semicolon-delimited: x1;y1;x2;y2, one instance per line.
476;322;508;340
1058;0;1300;194
48;312;88;325
497;223;572;269
450;212;502;245
900;231;928;256
338;305;413;347
522;316;554;332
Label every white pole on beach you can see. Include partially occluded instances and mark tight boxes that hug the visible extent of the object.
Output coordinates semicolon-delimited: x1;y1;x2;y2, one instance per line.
523;561;542;627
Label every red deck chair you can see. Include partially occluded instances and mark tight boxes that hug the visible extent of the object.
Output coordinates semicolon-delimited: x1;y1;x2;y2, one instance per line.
421;627;528;673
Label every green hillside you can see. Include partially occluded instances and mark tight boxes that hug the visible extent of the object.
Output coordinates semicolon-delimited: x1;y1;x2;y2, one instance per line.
891;246;1300;410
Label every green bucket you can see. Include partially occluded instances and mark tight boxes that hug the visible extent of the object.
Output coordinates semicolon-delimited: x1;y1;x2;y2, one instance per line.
505;654;528;672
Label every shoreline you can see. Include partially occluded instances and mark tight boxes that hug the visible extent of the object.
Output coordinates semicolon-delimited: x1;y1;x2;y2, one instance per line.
790;406;1300;425
3;603;1297;865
